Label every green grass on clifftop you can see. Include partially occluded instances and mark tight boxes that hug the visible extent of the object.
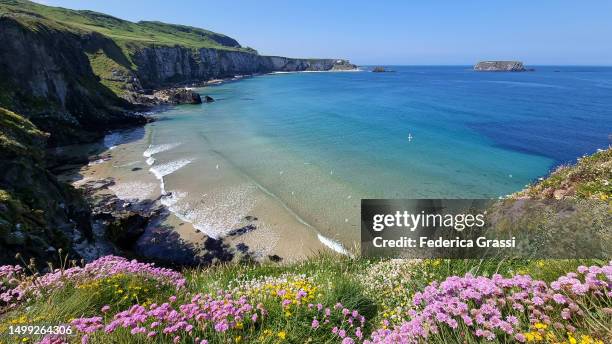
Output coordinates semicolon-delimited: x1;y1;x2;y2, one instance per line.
515;147;612;200
0;0;250;51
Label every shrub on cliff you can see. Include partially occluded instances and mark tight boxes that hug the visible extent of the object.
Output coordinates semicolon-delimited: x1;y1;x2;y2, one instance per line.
515;147;611;200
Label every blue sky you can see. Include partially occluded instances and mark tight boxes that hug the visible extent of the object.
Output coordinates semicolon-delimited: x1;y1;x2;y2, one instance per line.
34;0;612;65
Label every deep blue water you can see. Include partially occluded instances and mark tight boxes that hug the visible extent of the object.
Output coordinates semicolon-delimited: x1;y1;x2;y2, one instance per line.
261;66;612;165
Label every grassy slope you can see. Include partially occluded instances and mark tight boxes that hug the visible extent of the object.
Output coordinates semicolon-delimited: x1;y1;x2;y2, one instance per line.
0;0;249;51
0;255;606;343
515;147;612;200
0;108;49;256
0;0;257;100
0;108;86;263
0;107;46;159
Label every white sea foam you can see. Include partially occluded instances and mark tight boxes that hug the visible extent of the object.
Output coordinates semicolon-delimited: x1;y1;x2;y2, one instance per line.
146;157;156;166
317;234;352;257
143;143;182;158
161;184;256;239
149;159;193;194
149;159;193;179
160;191;198;229
235;172;352;256
110;181;157;200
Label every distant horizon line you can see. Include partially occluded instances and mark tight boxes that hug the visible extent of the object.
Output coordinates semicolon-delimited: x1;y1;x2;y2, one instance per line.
350;64;612;67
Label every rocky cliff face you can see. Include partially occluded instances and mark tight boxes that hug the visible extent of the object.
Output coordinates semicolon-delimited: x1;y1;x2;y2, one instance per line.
0;15;147;145
129;46;355;89
474;61;527;72
0;107;94;265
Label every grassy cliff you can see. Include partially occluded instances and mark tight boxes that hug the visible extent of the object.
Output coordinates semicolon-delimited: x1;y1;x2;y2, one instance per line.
0;0;251;145
0;0;349;143
0;0;248;51
515;147;611;200
0;107;93;265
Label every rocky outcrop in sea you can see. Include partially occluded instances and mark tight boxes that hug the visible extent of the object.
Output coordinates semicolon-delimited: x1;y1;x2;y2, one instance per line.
473;61;529;72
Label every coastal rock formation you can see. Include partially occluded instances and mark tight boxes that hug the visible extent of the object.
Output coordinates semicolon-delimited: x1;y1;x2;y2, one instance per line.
130;47;356;89
204;95;215;103
106;211;148;249
330;59;358;71
474;61;528;72
372;66;395;73
0;16;147;146
0;108;94;266
151;88;202;104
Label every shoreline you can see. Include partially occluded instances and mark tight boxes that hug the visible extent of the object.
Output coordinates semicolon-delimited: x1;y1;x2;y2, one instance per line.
171;67;363;91
176;73;357;257
60;119;339;265
135;73;358;260
50;67;369;266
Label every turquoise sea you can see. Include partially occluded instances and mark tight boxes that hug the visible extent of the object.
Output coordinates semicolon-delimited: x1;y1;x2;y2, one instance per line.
123;66;612;249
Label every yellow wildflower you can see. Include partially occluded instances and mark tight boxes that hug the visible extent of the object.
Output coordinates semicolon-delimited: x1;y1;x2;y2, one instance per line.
534;322;547;330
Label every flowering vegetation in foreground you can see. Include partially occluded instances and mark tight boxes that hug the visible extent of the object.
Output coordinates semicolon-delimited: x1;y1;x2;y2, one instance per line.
0;256;610;343
1;256;184;311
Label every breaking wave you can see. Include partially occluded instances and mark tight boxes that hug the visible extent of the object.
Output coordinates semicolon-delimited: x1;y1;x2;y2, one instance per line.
143;143;182;158
148;159;193;194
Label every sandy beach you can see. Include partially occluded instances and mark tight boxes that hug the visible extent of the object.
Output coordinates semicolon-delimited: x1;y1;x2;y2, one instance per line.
59;121;330;265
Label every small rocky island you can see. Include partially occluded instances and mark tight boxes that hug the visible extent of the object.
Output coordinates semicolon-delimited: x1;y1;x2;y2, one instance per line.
474;61;531;72
372;66;394;73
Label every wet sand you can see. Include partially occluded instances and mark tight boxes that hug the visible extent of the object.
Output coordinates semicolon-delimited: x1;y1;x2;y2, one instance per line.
64;125;330;264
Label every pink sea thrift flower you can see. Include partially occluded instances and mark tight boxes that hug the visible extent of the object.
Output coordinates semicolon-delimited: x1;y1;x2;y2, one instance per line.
312;319;320;329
